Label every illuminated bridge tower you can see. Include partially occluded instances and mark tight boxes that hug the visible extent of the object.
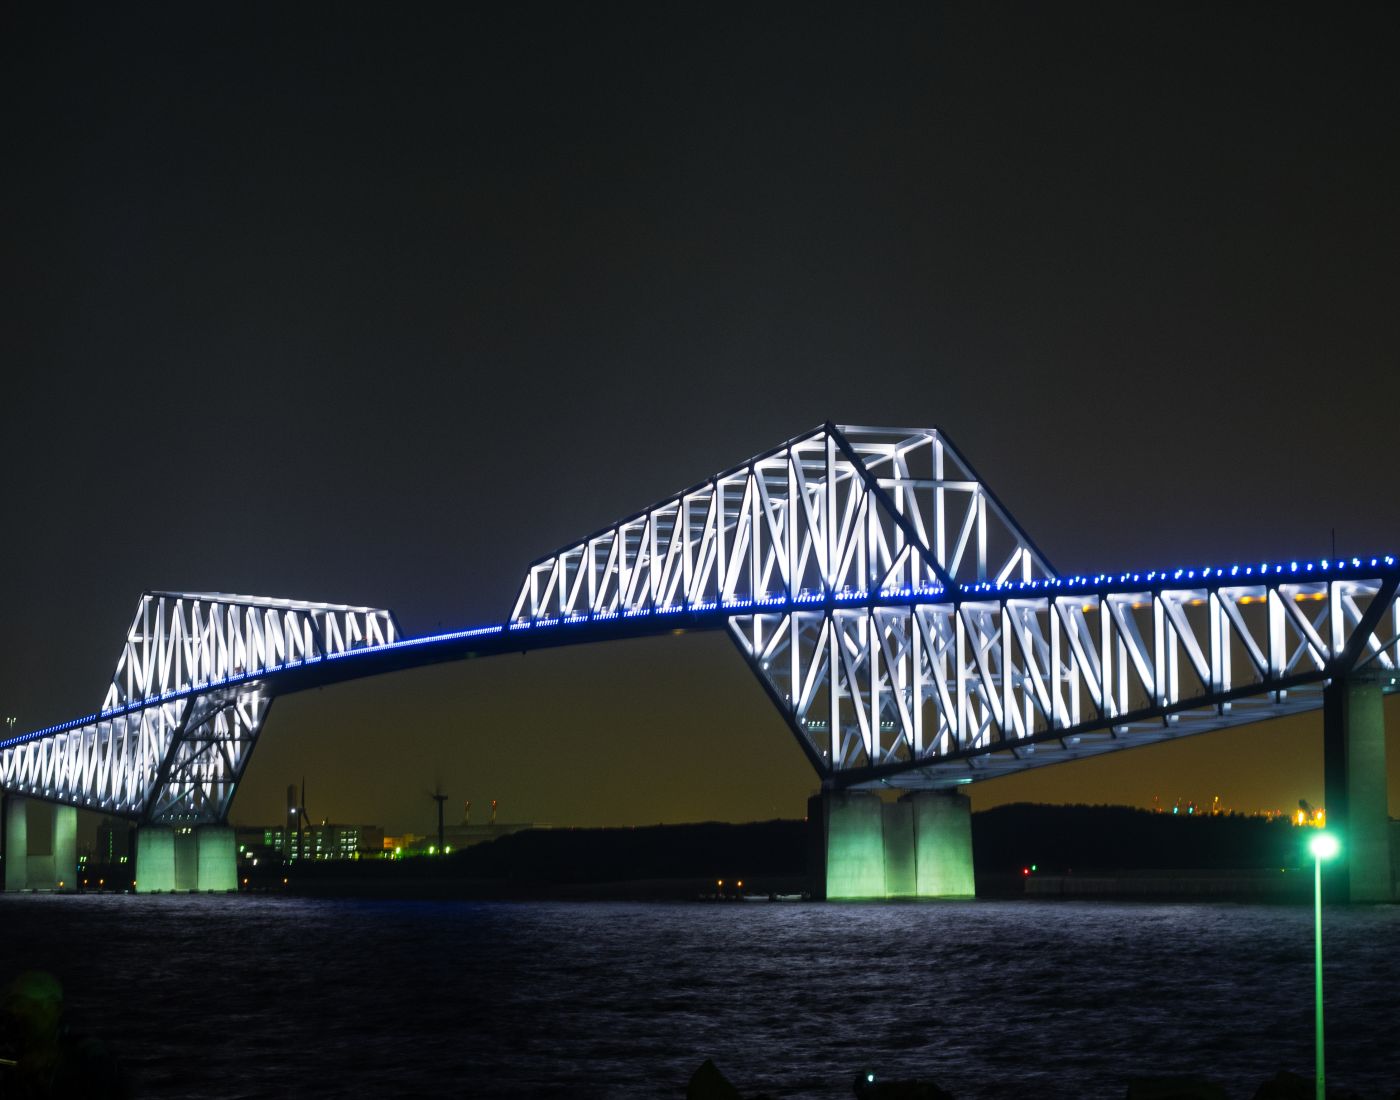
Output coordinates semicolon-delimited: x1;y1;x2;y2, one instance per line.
509;424;1058;899
3;423;1396;900
1;593;399;892
508;424;1399;901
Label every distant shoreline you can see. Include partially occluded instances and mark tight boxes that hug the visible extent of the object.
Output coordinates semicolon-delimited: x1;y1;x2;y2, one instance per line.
75;804;1396;901
267;867;1323;903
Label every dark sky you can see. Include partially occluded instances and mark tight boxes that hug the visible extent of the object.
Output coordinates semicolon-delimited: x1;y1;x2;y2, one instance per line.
3;4;1397;833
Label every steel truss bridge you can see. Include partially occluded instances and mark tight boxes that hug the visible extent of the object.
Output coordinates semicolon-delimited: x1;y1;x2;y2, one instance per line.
3;424;1398;827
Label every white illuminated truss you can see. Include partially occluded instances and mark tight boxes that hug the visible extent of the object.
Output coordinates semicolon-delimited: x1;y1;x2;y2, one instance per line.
510;424;1400;788
510;424;1055;623
724;562;1400;786
1;593;399;824
4;424;1399;822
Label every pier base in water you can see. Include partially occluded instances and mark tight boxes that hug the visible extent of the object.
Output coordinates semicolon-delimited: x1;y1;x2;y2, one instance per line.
196;826;238;891
1;796;77;892
1323;671;1394;902
136;825;237;892
809;789;974;899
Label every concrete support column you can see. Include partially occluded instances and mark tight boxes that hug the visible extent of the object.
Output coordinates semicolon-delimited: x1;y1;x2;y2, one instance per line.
816;791;886;898
909;791;975;898
173;830;198;891
1323;671;1392;903
137;825;239;892
809;789;976;899
3;799;78;892
135;827;177;893
882;799;917;897
195;826;237;892
4;795;28;892
51;805;77;893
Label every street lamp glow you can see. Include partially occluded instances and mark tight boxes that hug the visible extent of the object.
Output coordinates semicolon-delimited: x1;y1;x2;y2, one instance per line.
1310;831;1339;1100
1309;832;1339;860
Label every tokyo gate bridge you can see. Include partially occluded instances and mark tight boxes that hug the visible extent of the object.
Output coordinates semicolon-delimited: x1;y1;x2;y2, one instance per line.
3;424;1397;899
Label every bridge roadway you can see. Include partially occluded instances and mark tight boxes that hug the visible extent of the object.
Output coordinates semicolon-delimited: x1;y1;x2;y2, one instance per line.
3;424;1397;900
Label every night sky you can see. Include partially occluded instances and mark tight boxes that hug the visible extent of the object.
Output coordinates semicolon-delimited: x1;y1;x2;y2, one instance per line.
4;4;1397;834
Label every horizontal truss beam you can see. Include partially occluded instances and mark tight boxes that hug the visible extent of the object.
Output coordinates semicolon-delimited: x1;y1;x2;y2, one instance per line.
4;417;1398;824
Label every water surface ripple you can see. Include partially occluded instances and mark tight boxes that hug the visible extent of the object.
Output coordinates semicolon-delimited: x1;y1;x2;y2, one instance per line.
2;895;1397;1098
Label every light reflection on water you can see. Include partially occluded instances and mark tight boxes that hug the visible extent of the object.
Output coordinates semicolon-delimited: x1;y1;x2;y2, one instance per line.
2;895;1397;1098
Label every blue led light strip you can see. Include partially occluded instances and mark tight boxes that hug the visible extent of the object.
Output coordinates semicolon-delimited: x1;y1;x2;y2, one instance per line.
3;553;1396;753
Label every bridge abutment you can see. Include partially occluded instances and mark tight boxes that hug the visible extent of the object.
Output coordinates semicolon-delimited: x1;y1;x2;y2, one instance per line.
809;789;974;899
136;825;238;892
1323;671;1394;902
1;796;77;892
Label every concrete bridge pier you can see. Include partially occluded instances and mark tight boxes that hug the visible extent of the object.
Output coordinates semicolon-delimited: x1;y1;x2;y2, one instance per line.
135;825;237;893
808;789;975;899
1323;670;1394;902
135;827;176;892
2;796;77;892
196;826;238;891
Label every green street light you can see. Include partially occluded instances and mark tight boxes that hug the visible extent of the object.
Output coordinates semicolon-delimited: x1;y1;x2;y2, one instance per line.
1308;831;1339;1100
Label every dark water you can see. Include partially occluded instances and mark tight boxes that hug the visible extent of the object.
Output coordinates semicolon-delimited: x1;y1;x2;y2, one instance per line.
2;894;1397;1098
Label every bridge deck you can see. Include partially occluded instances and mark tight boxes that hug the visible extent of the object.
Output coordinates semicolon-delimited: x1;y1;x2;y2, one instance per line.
3;418;1397;823
4;557;1397;820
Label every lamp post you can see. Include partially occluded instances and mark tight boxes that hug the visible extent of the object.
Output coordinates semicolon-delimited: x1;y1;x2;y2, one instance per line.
1308;831;1339;1100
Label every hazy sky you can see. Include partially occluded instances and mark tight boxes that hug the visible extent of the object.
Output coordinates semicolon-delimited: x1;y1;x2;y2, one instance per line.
3;4;1397;833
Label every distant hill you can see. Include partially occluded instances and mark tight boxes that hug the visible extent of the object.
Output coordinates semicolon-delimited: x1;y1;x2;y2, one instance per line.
433;805;1311;882
281;806;1318;895
444;819;808;883
971;802;1308;872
